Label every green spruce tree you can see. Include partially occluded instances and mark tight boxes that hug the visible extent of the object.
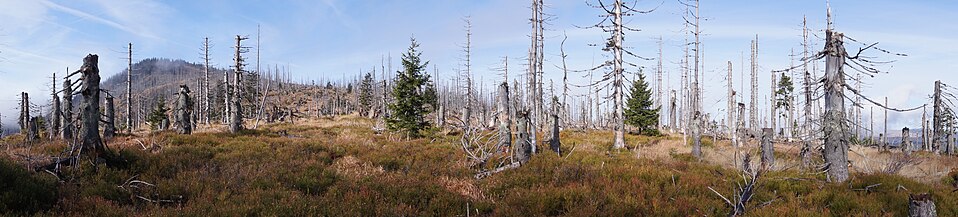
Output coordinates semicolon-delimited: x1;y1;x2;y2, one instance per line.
387;38;437;138
624;73;660;135
147;97;171;131
358;72;375;117
774;72;794;118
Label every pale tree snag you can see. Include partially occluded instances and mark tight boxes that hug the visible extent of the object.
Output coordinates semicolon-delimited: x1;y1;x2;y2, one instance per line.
908;193;937;217
126;43;133;133
801;16;813;169
761;128;774;166
585;0;652;150
902;127;911;155
230;35;249;133
175;85;194;134
202;37;212;125
51;72;61;140
20;92;38;142
103;95;116;139
62;78;74;140
823;29;849;182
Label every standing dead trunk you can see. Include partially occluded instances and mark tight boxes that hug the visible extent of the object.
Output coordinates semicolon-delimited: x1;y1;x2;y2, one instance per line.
229;35;249;133
103;96;116;139
176;85;194;134
28;117;40;142
902;127;911;155
823;30;849;182
498;82;512;149
692;111;702;158
76;54;109;160
908;193;937;217
761;128;774;166
62;79;74;140
20;92;37;141
515;110;532;164
549;113;561;154
51;73;61;140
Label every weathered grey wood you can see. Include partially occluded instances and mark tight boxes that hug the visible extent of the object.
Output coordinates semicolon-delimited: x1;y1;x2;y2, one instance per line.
103;95;116;138
77;54;108;158
549;113;560;154
229;35;248;133
902;127;911;155
126;43;133;133
761;128;774;166
515;110;531;164
498;82;512;150
51;72;60;140
823;30;849;182
175;85;193;134
27;117;39;142
908;193;937;217
62;79;74;140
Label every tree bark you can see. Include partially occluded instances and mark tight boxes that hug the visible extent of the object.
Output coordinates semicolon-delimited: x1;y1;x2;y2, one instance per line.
549;113;561;154
761;128;774;166
902;127;911;155
498;82;512;149
103;96;116;139
515;110;531;164
62;79;74;140
77;54;109;159
908;193;937;217
176;85;194;134
823;30;849;182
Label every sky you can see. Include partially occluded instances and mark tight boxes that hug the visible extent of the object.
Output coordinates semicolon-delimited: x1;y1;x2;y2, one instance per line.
0;0;955;135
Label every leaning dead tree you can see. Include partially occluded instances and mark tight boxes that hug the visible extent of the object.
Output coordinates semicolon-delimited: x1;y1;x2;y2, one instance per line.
584;0;654;150
175;85;194;134
230;35;250;133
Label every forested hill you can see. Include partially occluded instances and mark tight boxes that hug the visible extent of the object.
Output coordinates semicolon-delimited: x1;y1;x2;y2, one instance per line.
102;58;227;99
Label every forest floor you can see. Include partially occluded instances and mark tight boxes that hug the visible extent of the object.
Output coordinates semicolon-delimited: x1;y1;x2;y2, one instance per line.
2;115;957;216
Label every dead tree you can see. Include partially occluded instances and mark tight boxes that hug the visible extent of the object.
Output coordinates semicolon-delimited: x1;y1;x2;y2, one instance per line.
761;128;774;166
202;37;212;125
800;16;814;169
908;193;938;217
516;110;532;163
19;92;29;134
498;82;512;150
71;54;111;160
229;35;250;133
126;43;134;133
680;0;704;159
62;78;74;140
585;0;653;150
51;72;61;140
750;36;759;134
549;97;561;154
103;94;116;139
460;16;474;128
175;85;194;134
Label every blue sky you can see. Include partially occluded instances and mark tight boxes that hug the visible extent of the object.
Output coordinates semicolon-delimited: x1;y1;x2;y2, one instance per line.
0;0;955;134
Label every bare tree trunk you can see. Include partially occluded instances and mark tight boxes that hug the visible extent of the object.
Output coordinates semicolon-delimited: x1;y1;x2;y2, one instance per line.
498;82;512;149
515;110;531;164
203;37;212;125
801;16;813;169
76;54;109;159
51;73;61;140
176;85;193;134
761;128;774;166
823;30;849;182
611;0;626;150
908;193;938;217
103;95;116;139
62;79;74;140
126;43;134;133
902;127;911;155
230;35;249;133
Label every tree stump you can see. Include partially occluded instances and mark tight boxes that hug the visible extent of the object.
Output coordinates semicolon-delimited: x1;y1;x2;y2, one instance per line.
77;54;109;160
175;85;194;135
515;110;531;164
902;127;911;155
62;79;74;140
549;114;561;154
761;128;774;167
103;96;116;139
497;83;511;149
908;193;937;217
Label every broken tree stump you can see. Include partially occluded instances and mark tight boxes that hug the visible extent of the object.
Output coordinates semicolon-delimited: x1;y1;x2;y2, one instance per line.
908;193;937;217
76;54;110;160
761;128;774;167
515;110;531;164
549;113;560;155
175;85;193;135
103;95;116;139
62;79;74;140
902;127;911;155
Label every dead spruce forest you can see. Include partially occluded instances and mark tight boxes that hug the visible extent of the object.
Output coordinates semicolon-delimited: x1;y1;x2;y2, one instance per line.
2;1;957;216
